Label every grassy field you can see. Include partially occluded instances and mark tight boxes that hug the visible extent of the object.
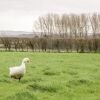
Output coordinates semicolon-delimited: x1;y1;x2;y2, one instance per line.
0;52;100;100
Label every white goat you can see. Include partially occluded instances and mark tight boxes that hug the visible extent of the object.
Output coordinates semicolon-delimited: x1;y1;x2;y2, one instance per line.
9;58;30;82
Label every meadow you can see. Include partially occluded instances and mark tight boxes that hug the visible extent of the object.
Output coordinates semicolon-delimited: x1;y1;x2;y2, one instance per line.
0;52;100;100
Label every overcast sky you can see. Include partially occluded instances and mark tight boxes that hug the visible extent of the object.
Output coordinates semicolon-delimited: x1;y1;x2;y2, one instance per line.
0;0;100;32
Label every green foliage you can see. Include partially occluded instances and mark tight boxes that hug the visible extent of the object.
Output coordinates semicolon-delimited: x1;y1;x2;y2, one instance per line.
0;52;100;100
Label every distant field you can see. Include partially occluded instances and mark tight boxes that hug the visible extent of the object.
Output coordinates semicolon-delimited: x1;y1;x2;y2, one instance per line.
0;52;100;100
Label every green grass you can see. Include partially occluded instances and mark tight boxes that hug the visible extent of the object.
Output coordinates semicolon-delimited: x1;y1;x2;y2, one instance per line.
0;52;100;100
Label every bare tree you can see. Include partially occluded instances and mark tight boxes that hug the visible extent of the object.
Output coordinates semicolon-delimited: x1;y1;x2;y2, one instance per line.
90;13;100;52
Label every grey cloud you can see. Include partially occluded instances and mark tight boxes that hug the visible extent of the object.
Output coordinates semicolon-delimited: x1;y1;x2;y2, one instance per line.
0;0;100;14
0;0;100;31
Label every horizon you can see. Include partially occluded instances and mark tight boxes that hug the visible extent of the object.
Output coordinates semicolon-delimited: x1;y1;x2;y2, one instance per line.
0;0;100;32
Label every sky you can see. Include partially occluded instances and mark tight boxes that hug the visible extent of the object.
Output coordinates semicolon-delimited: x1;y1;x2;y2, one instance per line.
0;0;100;32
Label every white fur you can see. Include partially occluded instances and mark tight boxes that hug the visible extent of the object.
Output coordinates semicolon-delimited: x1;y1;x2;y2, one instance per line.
9;58;30;80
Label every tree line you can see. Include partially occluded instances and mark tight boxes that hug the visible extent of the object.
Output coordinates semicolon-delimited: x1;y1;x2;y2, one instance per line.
33;13;100;52
0;13;100;52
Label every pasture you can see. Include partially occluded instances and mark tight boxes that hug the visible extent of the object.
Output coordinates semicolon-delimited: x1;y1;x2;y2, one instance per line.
0;52;100;100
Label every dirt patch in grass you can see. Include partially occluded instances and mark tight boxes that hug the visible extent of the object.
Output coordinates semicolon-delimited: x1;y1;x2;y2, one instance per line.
43;71;59;75
67;71;78;76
